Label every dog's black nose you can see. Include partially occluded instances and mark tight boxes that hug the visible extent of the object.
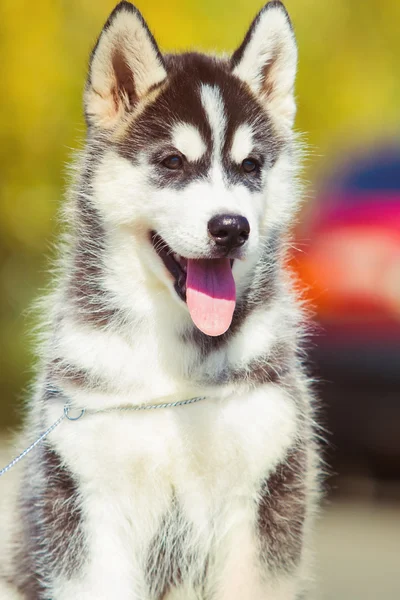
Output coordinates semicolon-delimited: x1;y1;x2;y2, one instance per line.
208;214;250;249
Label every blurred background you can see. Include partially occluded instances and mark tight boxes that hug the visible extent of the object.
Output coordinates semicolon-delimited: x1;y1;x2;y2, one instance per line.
0;0;399;597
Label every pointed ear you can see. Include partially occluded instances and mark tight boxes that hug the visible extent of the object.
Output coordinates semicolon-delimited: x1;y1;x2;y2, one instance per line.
231;1;297;129
84;2;167;130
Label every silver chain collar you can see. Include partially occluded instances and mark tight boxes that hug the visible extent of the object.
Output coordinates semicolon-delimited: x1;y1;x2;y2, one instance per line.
0;395;207;477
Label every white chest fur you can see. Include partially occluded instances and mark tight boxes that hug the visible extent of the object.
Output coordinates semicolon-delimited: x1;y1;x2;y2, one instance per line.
49;384;298;599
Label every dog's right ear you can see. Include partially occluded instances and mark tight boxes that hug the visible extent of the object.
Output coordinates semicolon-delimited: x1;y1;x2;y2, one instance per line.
84;2;166;130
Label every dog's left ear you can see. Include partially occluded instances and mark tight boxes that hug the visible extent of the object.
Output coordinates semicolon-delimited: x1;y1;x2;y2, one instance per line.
85;2;167;130
231;1;297;129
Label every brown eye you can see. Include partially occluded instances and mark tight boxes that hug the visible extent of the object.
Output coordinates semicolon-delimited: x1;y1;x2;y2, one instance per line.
242;158;258;173
162;155;183;170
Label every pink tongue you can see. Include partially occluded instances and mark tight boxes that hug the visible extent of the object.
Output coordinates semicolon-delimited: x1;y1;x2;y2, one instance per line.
186;258;236;336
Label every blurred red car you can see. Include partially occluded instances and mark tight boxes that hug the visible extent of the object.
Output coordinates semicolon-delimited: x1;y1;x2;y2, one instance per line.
294;146;400;483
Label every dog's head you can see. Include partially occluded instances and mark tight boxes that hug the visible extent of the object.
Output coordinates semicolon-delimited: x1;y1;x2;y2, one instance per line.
83;1;298;337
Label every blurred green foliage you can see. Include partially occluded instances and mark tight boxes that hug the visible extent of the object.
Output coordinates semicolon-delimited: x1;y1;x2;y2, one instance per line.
1;0;399;427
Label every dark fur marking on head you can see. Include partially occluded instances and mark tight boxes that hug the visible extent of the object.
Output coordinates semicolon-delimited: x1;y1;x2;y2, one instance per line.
15;443;85;598
149;147;212;191
257;446;307;572
116;52;282;189
117;53;213;165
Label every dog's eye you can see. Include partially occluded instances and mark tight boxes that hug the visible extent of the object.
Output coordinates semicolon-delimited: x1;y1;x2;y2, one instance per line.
242;158;258;173
162;155;183;170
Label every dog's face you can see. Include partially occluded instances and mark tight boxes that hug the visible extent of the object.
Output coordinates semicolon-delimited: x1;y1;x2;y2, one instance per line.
84;1;298;337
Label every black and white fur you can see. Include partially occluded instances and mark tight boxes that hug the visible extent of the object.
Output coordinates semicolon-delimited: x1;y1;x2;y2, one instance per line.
0;2;320;598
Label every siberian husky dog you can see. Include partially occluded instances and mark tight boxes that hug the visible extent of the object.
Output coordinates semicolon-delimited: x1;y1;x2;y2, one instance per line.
0;1;320;599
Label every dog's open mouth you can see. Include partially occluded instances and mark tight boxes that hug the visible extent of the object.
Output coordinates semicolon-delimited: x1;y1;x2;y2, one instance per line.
151;231;236;337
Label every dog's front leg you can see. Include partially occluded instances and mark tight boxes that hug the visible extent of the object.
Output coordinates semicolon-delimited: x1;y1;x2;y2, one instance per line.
212;521;300;600
49;504;149;600
51;551;146;600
